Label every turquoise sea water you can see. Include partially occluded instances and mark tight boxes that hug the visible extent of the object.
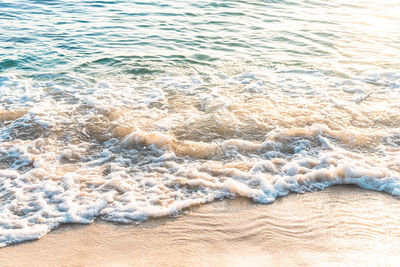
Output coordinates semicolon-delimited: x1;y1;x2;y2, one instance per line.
1;0;400;247
2;1;399;76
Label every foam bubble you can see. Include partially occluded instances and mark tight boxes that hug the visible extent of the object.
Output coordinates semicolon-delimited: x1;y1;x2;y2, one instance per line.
1;68;400;247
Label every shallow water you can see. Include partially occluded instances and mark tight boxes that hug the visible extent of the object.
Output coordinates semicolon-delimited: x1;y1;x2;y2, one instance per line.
2;187;400;266
1;0;400;246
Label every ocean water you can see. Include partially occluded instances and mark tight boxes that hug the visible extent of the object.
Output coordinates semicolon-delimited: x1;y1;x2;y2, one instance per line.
0;0;399;247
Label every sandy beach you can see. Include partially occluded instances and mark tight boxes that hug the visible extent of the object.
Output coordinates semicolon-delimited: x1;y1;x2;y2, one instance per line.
2;1;400;266
1;186;400;267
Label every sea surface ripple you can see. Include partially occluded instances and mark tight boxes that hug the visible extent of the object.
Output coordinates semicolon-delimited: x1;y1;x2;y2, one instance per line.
0;0;400;247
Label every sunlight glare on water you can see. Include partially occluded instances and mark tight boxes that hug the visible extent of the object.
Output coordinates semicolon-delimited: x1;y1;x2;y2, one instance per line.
0;0;400;247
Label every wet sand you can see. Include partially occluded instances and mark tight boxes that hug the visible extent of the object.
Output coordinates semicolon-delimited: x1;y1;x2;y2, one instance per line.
1;186;400;267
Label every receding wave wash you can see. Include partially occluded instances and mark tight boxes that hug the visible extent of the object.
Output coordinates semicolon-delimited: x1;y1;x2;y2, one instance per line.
0;0;400;246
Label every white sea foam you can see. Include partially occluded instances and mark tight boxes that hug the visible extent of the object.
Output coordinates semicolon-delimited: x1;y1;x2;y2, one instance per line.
1;123;400;247
1;67;400;247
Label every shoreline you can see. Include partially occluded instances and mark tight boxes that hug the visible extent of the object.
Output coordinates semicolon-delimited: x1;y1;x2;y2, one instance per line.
1;186;400;266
